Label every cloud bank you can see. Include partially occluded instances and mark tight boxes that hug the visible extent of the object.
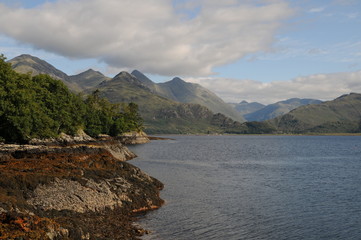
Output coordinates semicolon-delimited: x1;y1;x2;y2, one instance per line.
187;71;361;104
0;0;292;76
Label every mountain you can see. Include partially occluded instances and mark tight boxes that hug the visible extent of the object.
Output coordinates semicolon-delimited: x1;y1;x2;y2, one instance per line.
131;70;245;122
89;71;243;134
9;54;68;80
8;54;83;92
8;56;244;122
68;69;111;90
268;93;361;133
8;55;243;133
131;69;156;89
8;54;109;92
244;98;322;121
230;100;265;116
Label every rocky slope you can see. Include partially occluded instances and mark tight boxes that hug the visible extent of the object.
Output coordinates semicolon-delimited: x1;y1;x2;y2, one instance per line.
0;138;163;239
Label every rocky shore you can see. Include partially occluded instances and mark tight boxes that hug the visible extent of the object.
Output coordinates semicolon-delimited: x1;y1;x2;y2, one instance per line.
0;134;164;239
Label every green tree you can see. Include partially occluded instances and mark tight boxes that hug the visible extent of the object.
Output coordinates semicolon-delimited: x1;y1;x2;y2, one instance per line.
0;54;144;142
122;102;144;132
0;55;85;142
84;91;144;137
84;90;121;137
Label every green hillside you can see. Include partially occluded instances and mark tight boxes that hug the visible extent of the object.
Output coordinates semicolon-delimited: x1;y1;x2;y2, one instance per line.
268;93;361;133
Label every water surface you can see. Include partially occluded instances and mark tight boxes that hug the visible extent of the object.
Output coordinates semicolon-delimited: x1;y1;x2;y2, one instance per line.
130;135;361;240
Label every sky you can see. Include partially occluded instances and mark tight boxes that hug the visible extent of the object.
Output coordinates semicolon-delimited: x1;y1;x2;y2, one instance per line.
0;0;360;104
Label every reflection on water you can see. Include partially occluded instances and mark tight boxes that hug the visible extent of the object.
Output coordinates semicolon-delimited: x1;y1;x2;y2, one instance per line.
130;135;361;240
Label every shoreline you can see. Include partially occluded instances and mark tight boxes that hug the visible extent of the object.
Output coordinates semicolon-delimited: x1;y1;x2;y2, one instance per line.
0;135;164;239
148;132;361;137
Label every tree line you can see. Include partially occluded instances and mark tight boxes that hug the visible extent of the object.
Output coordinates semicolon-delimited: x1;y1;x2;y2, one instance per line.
0;54;143;143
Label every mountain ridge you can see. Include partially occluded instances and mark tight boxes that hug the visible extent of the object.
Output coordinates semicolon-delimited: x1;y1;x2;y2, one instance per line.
68;69;111;90
244;98;322;121
8;54;361;134
9;55;246;133
87;71;243;134
131;70;244;122
9;55;243;123
230;101;265;116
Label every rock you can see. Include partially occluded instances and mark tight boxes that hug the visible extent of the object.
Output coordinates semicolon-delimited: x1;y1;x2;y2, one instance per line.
0;139;163;239
29;130;94;145
27;177;132;213
117;131;150;145
100;141;137;161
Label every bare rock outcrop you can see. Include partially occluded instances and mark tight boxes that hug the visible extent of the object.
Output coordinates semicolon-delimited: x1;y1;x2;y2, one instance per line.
0;139;163;239
117;131;150;145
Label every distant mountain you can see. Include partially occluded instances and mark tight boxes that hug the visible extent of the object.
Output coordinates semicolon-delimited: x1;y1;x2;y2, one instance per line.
268;93;361;133
244;98;322;121
230;101;265;116
131;70;245;122
68;69;111;90
90;71;242;134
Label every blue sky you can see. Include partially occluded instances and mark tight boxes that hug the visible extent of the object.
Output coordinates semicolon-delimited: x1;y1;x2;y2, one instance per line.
0;0;360;103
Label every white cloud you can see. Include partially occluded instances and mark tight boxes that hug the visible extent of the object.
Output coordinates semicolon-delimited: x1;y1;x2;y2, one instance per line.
186;70;361;104
309;7;325;13
346;13;359;19
0;0;293;76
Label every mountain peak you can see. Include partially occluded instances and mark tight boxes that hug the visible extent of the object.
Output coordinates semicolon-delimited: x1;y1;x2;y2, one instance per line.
71;68;106;79
67;68;110;90
81;68;105;76
112;71;147;87
131;69;143;76
13;54;34;59
171;77;184;83
10;54;48;65
85;68;95;73
131;70;155;87
114;71;132;79
9;54;69;81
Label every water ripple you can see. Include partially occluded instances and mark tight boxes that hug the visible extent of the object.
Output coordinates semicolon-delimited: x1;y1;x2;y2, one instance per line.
131;135;361;240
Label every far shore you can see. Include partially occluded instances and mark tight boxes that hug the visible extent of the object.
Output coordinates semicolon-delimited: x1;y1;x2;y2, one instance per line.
147;133;361;137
